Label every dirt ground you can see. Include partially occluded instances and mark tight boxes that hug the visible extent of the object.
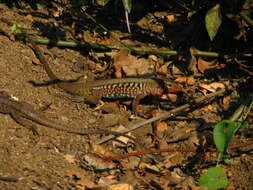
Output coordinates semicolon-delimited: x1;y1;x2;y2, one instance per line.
0;3;253;190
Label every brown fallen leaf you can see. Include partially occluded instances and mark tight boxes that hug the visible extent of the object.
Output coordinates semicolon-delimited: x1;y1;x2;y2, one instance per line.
97;175;118;186
113;50;150;77
199;82;225;93
217;63;227;69
188;48;199;74
189;184;209;190
223;96;231;105
166;14;177;23
162;152;185;168
111;125;134;147
83;153;118;173
156;121;168;133
139;163;160;173
158;64;169;75
65;169;96;189
64;154;76;164
175;76;196;86
197;58;217;73
113;50;132;78
148;54;158;62
166;93;178;102
92;144;115;157
147;172;183;189
108;183;134;190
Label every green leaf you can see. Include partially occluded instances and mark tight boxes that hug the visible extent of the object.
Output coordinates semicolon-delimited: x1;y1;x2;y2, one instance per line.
122;0;132;13
198;167;228;190
213;120;239;154
213;121;227;153
205;4;222;41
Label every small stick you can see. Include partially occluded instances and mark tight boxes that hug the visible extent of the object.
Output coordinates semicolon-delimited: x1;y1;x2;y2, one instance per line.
97;88;226;144
103;139;253;161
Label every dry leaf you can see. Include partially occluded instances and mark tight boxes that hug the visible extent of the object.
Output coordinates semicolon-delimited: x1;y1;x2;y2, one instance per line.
201;104;214;112
189;184;209;190
99;38;112;45
158;152;185;169
188;48;198;74
217;63;227;69
25;14;33;21
93;63;107;72
148;55;158;62
120;156;141;170
97;175;118;186
223;96;231;105
199;82;225;92
156;121;168;132
64;154;76;164
112;125;133;147
76;178;96;189
122;58;150;76
139;163;160;173
166;93;178;102
113;50;132;77
65;169;96;188
158;64;169;74
92;144;114;157
83;153;118;173
197;58;216;73
149;174;183;189
52;10;61;17
171;64;184;76
113;50;150;77
108;183;134;190
175;77;195;86
175;77;187;83
166;14;177;23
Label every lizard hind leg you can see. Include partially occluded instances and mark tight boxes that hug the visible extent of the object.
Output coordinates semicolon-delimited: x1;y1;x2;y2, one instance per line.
132;95;143;115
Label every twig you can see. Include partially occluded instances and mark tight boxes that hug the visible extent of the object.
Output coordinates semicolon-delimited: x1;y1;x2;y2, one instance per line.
103;139;253;161
104;148;196;161
96;88;226;144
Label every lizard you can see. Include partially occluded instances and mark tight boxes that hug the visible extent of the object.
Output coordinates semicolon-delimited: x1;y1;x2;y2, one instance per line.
0;91;125;136
27;36;180;112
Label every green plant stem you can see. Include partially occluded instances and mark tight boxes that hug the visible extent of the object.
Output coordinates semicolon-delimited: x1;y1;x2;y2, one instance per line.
28;37;112;51
216;153;222;166
28;37;250;58
229;92;253;122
